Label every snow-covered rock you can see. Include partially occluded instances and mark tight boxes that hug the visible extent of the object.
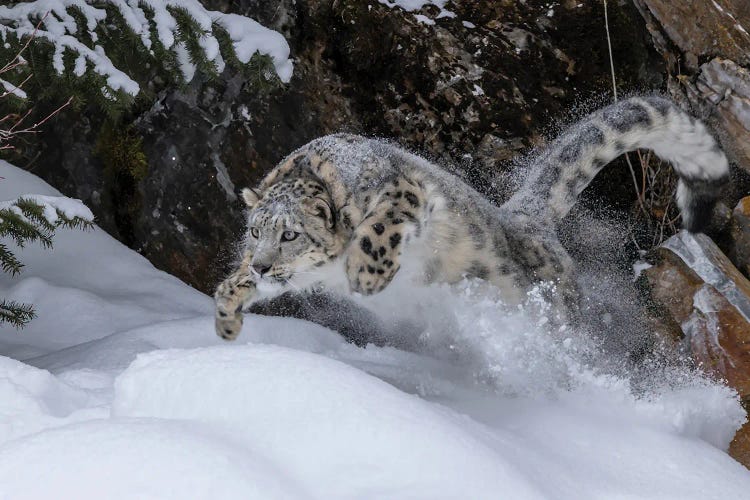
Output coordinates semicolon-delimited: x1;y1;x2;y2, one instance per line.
1;161;750;498
643;230;750;468
645;231;750;397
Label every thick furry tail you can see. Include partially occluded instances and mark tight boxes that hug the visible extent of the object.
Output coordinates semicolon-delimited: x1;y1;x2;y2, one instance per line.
504;96;730;232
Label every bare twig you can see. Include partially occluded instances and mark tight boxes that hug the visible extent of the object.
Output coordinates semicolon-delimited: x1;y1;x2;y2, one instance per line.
0;12;47;76
604;0;682;250
0;96;73;149
0;11;71;152
603;0;649;219
603;0;618;101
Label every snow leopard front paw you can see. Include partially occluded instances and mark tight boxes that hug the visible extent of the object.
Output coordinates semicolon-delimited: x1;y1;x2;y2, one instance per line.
214;275;256;340
345;234;400;295
215;313;243;341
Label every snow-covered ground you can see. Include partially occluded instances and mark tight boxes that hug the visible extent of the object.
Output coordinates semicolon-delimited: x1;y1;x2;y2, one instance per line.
1;160;749;499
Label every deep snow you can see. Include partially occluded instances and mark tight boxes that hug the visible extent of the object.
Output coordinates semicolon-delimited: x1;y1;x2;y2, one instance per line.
1;160;749;499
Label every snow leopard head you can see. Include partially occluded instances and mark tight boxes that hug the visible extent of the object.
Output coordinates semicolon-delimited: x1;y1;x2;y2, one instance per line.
240;178;344;283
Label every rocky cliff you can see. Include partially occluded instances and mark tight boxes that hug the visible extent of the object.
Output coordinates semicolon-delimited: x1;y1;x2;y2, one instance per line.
15;0;663;292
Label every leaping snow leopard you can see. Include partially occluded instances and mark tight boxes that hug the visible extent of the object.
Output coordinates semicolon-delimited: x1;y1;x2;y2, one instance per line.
214;96;729;340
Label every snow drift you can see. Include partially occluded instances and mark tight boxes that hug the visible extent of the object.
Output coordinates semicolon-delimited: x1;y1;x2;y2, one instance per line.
0;160;749;499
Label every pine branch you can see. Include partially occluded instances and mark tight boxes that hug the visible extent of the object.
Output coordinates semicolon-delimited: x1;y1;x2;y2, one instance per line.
0;197;93;249
0;300;35;329
13;197;56;232
0;0;293;113
0;205;53;248
0;196;93;329
55;211;94;230
0;242;23;276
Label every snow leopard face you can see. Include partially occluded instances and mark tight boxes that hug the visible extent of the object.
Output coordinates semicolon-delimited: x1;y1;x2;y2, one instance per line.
241;179;343;283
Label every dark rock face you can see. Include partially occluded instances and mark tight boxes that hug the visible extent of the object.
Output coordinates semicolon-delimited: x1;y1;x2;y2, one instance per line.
131;74;336;289
23;0;663;293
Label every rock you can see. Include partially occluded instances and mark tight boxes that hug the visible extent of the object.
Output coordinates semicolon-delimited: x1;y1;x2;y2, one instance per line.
687;58;750;175
635;1;750;67
728;196;750;279
16;0;663;293
643;231;750;468
730;420;750;470
644;232;750;397
634;1;750;174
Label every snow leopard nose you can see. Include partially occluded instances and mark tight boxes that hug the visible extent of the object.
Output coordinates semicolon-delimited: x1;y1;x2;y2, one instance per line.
252;264;272;276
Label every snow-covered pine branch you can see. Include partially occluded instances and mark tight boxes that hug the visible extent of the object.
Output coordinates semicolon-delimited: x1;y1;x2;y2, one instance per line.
0;194;94;255
0;0;293;104
0;193;94;328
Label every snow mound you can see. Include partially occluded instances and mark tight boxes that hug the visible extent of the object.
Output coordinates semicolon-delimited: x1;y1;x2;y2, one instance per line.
0;420;304;499
113;345;546;499
0;160;211;359
1;160;749;499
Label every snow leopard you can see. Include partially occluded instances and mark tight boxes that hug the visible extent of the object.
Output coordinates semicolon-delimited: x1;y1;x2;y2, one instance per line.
214;96;729;340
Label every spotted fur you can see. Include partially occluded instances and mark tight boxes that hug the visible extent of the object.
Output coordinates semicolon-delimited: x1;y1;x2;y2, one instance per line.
215;96;729;340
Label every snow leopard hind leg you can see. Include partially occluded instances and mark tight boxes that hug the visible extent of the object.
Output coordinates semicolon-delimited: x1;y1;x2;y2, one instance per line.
500;212;581;324
345;176;426;295
214;250;258;340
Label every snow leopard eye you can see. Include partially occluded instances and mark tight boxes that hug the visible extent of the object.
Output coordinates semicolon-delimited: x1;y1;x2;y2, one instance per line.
250;227;260;239
281;230;299;242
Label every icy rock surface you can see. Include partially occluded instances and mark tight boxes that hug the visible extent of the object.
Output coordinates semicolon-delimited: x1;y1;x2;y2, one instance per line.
645;231;750;399
643;230;750;469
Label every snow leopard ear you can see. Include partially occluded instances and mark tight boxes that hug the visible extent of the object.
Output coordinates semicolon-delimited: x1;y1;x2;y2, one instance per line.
241;188;261;208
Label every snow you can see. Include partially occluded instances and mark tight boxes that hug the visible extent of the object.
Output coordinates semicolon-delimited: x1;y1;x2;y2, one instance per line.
0;194;93;225
0;77;27;99
413;14;436;26
1;159;750;498
0;0;140;96
0;0;293;100
174;41;196;83
632;259;653;281
379;0;456;25
213;12;294;83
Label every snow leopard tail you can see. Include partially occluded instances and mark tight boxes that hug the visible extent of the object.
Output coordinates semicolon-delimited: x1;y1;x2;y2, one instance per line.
504;96;730;232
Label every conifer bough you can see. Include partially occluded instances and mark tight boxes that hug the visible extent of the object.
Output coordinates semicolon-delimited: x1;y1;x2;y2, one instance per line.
0;194;94;328
0;0;294;102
